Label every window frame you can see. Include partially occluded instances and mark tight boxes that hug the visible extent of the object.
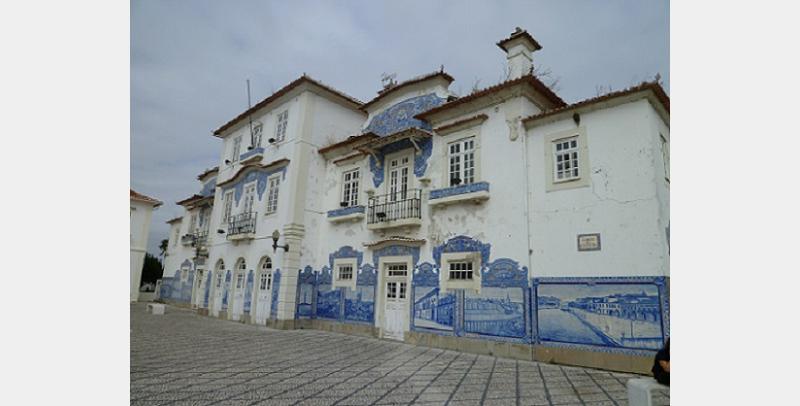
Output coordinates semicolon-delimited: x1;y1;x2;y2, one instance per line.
252;122;263;148
222;191;234;224
552;136;580;183
275;110;289;143
231;136;242;163
341;168;361;207
544;127;591;192
265;174;281;215
332;258;357;290
447;136;477;187
439;252;481;292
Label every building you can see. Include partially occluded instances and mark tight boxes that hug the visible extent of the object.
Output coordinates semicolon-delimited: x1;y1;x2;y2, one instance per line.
160;28;669;373
130;189;161;301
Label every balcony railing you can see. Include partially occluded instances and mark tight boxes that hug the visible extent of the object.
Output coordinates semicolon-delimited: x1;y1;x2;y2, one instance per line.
227;212;257;238
367;189;421;225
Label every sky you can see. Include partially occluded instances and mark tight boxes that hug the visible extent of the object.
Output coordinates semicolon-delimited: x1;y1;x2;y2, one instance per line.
131;0;669;257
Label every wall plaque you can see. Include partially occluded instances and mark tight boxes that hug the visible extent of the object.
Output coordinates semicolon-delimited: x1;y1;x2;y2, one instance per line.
577;233;601;251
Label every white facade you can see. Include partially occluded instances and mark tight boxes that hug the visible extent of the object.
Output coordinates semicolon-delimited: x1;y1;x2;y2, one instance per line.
130;190;161;301
160;28;669;370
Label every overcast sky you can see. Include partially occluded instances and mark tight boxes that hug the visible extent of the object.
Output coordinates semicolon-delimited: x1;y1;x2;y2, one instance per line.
131;0;669;257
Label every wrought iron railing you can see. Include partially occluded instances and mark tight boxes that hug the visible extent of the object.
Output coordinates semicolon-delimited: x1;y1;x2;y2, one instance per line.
227;212;257;237
367;189;421;224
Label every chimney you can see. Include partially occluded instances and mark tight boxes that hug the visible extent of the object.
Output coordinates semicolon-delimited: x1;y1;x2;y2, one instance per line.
497;27;542;80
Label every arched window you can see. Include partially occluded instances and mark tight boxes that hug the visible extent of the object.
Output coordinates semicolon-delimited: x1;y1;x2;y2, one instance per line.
259;256;273;291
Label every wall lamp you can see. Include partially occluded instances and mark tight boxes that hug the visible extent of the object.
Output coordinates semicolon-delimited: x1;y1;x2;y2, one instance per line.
272;229;289;252
216;229;226;234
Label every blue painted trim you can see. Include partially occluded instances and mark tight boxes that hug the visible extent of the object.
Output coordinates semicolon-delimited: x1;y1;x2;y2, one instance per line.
429;182;490;200
326;205;365;218
239;147;265;161
432;235;491;270
220;165;289;205
329;246;364;271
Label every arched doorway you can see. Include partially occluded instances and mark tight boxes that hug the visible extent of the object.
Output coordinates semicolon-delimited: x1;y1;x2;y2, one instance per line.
192;266;207;309
231;258;247;321
211;259;225;317
254;256;273;324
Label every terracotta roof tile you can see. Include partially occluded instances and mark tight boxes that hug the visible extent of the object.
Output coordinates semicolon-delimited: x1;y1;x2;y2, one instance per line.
522;81;669;126
360;71;455;111
130;189;162;207
416;74;566;120
213;75;364;137
318;132;380;154
197;166;219;180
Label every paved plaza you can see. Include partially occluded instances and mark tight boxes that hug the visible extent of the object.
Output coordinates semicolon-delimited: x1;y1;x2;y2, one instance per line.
131;303;669;406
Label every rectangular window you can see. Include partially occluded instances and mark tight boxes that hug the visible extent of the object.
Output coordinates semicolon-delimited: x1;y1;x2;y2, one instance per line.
260;273;269;290
449;262;474;280
660;134;669;181
275;110;288;142
387;282;397;299
188;214;197;233
448;137;475;187
266;175;280;214
236;274;244;289
341;169;360;207
399;282;407;299
338;265;353;281
387;264;407;277
216;274;222;288
232;136;242;163
267;273;272;290
252;123;263;148
553;137;580;181
222;191;234;224
243;183;256;214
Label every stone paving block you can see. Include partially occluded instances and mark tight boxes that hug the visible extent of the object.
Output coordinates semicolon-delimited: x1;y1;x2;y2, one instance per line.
549;393;582;404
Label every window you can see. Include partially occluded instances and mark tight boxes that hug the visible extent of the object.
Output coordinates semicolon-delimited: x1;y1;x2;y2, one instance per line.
232;136;242;163
660;134;669;181
387;264;407;277
266;175;280;214
222;191;233;224
260;272;272;291
188;214;197;233
243;182;256;214
198;208;208;231
252;123;263;148
341;169;360;207
173;228;179;246
236;273;244;289
275;110;288;142
338;265;353;281
448;137;475;187
216;273;222;288
449;262;474;280
553;136;580;181
387;282;397;299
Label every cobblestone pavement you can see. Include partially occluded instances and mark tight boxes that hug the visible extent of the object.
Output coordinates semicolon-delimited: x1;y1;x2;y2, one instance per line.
131;303;669;406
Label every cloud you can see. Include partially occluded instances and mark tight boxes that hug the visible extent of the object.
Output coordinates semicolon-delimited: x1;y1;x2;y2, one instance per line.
132;0;669;257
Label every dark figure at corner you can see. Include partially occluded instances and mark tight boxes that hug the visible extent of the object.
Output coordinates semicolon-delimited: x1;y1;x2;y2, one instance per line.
652;339;670;386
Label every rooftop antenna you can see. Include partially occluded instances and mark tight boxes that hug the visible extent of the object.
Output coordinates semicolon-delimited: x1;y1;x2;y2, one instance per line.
246;79;255;149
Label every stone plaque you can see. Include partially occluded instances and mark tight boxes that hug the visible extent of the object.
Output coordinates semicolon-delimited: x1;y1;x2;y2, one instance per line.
577;233;601;251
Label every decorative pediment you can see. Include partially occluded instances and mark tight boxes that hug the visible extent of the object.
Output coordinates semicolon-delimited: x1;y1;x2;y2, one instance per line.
482;258;528;288
298;266;316;285
357;264;377;286
433;235;492;268
413;262;439;287
328;246;364;270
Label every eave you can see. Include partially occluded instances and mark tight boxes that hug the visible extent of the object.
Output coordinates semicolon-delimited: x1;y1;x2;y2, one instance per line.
215;158;290;189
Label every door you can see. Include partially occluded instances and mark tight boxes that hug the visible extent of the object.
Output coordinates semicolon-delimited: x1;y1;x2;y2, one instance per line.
192;270;205;308
255;270;272;324
212;271;224;316
232;271;245;320
243;183;256;214
387;156;410;219
382;263;409;341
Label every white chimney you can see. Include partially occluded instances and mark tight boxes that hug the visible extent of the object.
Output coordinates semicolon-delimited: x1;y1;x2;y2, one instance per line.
497;27;542;80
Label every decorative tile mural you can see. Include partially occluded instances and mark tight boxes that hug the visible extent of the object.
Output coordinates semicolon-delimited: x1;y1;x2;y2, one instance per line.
364;93;445;137
368;137;433;188
243;270;254;314
429;182;490;200
433;235;491;269
344;264;377;323
269;269;281;320
464;258;529;340
534;277;667;351
219;165;289;205
203;272;211;308
412;262;454;332
326;205;365;218
315;267;340;320
296;266;316;319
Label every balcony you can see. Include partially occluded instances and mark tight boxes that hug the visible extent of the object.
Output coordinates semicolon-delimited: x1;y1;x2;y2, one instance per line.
327;205;365;223
429;181;490;207
192;231;209;258
239;146;265;164
227;212;257;241
367;189;422;230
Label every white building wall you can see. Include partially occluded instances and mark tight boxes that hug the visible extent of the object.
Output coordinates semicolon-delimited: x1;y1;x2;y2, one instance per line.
130;199;156;301
526;99;669;278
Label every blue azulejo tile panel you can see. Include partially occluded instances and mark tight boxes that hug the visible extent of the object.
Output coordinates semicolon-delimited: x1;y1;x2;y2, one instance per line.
535;278;666;351
365;93;445;137
200;178;216;197
270;269;280;320
222;270;231;310
464;287;526;337
327;205;365;218
243;270;254;314
296;266;316;319
429;182;490;200
239;146;264;161
203;272;212;308
316;286;340;320
413;286;455;331
159;277;175;299
344;285;375;323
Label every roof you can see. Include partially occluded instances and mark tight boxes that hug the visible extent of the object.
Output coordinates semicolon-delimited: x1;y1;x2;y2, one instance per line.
197;166;219;180
522;81;670;127
416;74;566;121
363;236;426;248
496;27;543;52
318;132;380;155
166;216;183;224
360;71;455;112
213;75;364;137
176;194;204;207
130;189;162;207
